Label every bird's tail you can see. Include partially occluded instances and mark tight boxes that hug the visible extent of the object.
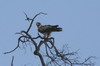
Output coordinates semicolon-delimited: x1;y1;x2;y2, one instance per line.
51;25;62;32
52;27;62;32
55;28;62;31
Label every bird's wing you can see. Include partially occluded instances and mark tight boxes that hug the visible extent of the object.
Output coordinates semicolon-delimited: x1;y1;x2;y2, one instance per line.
38;24;62;33
38;25;52;32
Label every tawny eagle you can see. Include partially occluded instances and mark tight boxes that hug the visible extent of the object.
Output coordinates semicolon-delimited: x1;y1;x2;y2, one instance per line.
36;22;62;38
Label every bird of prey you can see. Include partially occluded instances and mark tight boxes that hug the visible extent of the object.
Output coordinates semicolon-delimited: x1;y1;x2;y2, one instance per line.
36;22;62;38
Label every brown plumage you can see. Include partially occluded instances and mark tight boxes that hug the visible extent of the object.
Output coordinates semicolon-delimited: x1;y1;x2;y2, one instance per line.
36;22;62;38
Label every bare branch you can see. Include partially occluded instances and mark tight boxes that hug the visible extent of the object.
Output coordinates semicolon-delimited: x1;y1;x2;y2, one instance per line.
3;35;27;54
26;12;47;33
4;12;95;66
11;56;14;66
4;38;20;54
23;11;31;21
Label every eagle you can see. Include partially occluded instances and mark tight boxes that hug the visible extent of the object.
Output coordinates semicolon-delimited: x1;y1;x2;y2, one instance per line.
36;22;62;38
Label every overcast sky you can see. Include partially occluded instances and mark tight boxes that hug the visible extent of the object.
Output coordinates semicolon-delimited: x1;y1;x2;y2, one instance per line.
0;0;100;66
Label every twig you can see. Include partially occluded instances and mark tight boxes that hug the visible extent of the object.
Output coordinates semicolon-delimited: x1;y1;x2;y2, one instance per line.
26;12;47;33
3;36;26;54
11;56;14;66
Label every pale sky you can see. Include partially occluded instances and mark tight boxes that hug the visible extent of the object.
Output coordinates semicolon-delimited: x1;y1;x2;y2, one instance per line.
0;0;100;66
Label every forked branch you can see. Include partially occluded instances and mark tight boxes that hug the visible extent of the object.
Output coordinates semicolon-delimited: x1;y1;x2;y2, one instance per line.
24;12;47;33
3;12;95;66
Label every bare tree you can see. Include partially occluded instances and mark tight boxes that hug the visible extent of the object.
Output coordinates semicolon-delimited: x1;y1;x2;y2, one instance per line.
4;12;94;66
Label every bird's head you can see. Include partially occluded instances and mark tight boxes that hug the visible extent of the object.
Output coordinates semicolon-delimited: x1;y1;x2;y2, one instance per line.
36;22;41;27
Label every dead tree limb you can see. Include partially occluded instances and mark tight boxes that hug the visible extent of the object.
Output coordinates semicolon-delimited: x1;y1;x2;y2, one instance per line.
25;12;47;33
11;56;14;66
3;12;94;66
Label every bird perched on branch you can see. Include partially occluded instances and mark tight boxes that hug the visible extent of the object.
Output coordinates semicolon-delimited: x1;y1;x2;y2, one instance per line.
36;22;62;38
